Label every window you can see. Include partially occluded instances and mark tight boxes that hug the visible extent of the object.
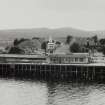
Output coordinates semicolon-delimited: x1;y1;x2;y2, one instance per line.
75;58;78;62
80;58;84;62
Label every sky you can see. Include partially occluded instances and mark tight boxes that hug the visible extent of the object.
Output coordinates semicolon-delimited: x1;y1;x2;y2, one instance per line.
0;0;105;30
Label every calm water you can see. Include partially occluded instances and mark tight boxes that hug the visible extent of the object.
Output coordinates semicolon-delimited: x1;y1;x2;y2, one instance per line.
0;79;105;105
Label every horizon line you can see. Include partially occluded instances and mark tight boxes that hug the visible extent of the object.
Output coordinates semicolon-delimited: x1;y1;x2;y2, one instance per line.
0;27;104;32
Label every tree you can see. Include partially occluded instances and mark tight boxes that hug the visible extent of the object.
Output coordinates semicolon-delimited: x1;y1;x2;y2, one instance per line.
13;38;19;46
13;38;29;46
70;42;81;53
55;41;61;45
41;41;47;52
101;46;105;55
86;38;90;48
66;35;72;44
92;35;98;46
8;46;24;54
99;39;105;45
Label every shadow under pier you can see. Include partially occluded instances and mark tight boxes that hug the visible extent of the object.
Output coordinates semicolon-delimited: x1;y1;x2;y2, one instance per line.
0;63;104;83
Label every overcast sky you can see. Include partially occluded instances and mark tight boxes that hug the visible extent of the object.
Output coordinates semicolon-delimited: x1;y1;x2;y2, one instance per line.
0;0;105;30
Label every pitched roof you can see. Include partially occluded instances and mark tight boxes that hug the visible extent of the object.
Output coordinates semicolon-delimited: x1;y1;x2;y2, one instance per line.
50;53;89;58
54;44;70;54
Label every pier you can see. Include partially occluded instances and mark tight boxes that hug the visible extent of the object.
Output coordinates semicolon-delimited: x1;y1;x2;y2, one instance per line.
0;63;105;82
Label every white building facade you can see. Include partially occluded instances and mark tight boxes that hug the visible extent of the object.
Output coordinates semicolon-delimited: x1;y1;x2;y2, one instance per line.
47;36;55;54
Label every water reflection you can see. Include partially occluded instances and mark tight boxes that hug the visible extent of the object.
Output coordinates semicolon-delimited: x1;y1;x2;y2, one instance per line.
47;82;105;105
0;79;105;105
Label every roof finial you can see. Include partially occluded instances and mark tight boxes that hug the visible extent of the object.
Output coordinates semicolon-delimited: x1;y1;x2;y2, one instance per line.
49;36;53;43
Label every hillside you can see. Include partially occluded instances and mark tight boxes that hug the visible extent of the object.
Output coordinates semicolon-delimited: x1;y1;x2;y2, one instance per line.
0;27;105;48
0;28;105;41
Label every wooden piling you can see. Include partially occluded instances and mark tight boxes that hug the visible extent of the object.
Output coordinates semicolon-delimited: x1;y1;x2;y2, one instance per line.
0;63;104;82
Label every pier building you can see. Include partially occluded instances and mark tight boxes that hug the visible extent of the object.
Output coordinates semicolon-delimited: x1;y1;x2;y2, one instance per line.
0;53;104;82
0;54;47;63
49;53;89;64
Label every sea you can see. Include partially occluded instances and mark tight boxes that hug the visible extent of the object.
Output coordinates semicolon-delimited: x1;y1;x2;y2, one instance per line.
0;78;105;105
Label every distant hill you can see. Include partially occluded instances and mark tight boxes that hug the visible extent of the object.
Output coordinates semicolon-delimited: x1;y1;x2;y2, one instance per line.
0;28;105;41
